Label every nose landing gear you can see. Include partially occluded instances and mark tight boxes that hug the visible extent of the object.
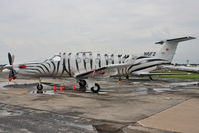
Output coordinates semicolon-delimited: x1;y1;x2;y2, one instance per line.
37;84;43;93
37;78;43;93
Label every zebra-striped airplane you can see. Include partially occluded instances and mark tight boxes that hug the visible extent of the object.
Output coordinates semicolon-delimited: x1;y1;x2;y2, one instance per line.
1;36;195;93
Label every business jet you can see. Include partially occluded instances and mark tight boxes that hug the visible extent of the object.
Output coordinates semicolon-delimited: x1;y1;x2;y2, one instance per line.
1;36;195;93
162;65;199;74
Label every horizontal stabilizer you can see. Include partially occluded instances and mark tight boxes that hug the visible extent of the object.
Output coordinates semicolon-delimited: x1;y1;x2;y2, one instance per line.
155;36;196;44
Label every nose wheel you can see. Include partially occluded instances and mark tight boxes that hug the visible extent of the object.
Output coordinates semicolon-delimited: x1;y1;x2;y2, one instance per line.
37;84;43;93
37;78;43;93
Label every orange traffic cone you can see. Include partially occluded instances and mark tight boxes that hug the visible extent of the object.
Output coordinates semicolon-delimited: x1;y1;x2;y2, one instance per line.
53;85;56;92
73;84;76;90
8;78;12;82
60;86;63;91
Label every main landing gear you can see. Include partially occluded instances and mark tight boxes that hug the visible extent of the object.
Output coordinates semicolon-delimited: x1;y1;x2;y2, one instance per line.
78;79;101;93
79;80;87;92
90;83;100;93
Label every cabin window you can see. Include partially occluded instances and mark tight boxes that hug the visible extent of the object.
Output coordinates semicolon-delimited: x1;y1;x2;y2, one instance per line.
85;58;89;63
76;57;81;63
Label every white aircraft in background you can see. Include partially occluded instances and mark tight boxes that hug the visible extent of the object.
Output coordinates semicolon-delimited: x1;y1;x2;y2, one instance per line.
162;65;199;74
1;36;195;93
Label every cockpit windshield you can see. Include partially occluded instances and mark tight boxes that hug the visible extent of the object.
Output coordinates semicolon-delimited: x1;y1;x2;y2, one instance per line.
47;54;61;61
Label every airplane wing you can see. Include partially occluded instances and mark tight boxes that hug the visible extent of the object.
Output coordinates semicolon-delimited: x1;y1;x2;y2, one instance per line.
74;64;129;79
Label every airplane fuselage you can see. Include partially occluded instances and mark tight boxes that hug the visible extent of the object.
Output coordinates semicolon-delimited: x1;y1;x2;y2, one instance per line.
14;52;169;79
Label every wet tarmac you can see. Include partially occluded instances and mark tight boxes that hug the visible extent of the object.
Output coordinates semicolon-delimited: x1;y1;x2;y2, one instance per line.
0;75;199;133
0;103;95;133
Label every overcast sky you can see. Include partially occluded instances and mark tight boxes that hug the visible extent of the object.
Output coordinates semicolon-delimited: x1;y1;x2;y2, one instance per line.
0;0;198;64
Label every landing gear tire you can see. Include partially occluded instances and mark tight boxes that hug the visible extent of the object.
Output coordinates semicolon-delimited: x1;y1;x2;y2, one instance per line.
37;84;43;93
79;80;87;92
91;83;100;93
79;80;86;87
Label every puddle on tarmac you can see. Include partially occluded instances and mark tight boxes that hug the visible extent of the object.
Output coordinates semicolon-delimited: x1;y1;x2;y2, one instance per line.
0;109;23;117
30;90;57;95
170;82;199;87
30;89;108;95
63;121;94;131
54;118;95;131
0;82;12;89
153;88;172;92
85;90;108;95
134;88;148;95
0;82;38;89
133;87;180;95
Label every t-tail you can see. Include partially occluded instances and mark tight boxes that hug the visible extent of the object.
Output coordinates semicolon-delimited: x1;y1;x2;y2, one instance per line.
155;36;196;62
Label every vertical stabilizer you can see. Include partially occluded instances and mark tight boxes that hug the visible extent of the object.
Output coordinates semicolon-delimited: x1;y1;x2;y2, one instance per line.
155;36;196;62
